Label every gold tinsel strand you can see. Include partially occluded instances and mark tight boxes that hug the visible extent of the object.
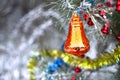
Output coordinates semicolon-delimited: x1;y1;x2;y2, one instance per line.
28;45;120;80
40;45;120;69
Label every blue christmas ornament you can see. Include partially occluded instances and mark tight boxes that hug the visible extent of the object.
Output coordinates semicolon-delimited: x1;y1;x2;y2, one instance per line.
54;58;64;66
45;63;57;74
45;58;65;74
48;62;59;71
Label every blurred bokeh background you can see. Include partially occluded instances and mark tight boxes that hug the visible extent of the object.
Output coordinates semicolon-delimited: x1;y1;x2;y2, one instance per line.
0;0;66;80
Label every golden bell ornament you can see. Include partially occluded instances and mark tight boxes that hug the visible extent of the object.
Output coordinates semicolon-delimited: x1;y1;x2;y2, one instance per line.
64;12;90;56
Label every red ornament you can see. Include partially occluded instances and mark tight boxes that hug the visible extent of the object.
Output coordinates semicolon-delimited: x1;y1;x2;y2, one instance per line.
71;77;76;80
116;34;120;41
116;5;120;11
106;1;113;8
87;18;94;26
83;13;89;21
101;22;110;34
117;0;120;5
96;3;103;8
74;67;81;73
99;10;106;16
116;0;120;11
64;12;90;56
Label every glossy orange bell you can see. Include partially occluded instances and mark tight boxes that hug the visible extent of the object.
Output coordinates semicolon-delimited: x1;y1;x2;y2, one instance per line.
64;12;90;56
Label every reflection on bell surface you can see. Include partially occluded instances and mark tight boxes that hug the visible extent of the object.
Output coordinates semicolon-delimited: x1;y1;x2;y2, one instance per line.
64;12;90;56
